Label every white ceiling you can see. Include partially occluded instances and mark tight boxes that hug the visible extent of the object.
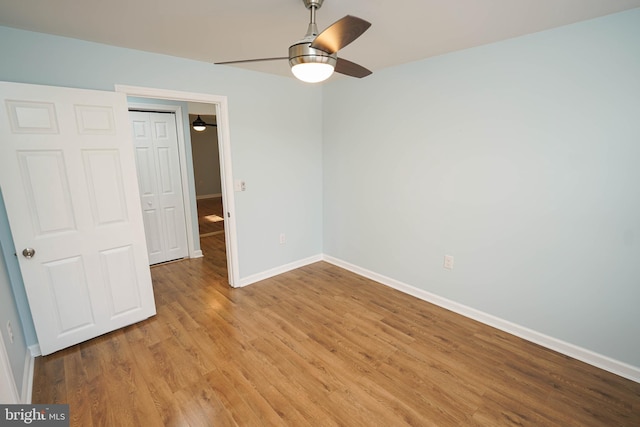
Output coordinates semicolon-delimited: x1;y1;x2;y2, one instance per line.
1;0;639;80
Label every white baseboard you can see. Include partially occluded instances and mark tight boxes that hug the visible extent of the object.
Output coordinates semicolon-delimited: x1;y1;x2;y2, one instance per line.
28;344;41;358
322;254;640;384
237;254;323;288
21;350;34;403
190;250;204;259
196;193;222;200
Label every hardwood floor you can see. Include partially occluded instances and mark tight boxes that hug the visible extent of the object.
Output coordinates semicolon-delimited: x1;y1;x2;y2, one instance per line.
196;197;224;236
33;234;640;426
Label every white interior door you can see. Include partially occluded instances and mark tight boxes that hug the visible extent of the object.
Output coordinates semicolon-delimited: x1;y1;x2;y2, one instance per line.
129;111;189;265
0;81;156;355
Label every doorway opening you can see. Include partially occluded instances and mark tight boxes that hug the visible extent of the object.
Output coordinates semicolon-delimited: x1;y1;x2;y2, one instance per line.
188;111;225;239
116;85;239;287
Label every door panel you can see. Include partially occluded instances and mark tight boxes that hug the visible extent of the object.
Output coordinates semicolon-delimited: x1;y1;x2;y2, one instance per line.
0;81;156;355
74;105;115;135
18;150;77;234
83;150;128;225
158;147;173;192
142;209;163;257
135;147;155;196
130;111;188;265
164;207;180;249
100;245;142;317
45;256;94;333
5;100;59;133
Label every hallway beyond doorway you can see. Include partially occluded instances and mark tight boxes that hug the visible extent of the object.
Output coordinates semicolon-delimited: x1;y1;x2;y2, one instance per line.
197;196;224;237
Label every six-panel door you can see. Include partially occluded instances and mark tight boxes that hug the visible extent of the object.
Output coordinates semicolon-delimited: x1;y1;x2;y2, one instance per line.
0;81;156;355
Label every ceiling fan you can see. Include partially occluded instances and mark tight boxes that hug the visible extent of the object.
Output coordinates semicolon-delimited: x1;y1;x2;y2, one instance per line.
215;0;372;83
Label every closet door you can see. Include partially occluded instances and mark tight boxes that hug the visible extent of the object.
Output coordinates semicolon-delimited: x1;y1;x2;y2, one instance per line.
130;111;188;265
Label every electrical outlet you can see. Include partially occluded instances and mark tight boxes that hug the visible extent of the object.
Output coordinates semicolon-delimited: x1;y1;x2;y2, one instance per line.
279;233;286;244
443;255;454;270
6;321;14;344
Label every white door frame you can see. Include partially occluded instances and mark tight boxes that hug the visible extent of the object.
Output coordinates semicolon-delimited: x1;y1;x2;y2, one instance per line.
116;85;239;287
128;104;196;261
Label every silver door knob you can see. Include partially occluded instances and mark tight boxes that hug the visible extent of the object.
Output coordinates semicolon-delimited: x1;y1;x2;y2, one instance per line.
22;248;36;259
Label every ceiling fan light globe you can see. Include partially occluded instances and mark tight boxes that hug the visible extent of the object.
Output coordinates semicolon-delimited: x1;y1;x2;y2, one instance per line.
193;125;206;132
291;62;335;83
289;42;337;83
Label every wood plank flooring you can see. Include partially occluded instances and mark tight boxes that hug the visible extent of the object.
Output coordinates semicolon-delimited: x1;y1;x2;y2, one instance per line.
32;234;640;426
196;197;224;236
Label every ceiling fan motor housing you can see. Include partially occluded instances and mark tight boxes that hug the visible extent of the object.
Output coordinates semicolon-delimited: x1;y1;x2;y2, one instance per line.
303;0;324;9
289;37;337;68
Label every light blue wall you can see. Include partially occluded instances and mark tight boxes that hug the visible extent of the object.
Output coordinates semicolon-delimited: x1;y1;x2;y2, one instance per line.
0;25;324;280
2;9;639;371
0;190;29;399
323;9;640;367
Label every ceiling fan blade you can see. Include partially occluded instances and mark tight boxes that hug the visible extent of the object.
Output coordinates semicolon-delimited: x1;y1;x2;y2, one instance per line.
310;15;371;54
335;58;372;78
215;57;288;65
